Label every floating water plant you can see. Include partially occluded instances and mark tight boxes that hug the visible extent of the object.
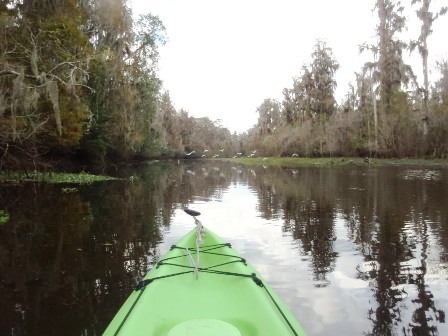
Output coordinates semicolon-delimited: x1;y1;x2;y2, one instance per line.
0;171;118;184
0;210;9;224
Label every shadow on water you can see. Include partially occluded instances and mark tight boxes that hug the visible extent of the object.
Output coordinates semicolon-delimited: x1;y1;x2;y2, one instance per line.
0;161;447;335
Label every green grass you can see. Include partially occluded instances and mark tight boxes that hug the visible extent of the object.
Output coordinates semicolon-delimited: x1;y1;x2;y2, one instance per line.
0;171;118;184
223;157;448;167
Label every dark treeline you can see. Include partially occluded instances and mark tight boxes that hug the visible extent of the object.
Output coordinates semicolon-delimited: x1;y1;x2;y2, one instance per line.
1;0;448;172
0;0;236;170
1;0;165;169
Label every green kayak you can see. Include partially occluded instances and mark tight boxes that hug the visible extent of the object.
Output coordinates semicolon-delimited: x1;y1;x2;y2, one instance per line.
103;215;307;336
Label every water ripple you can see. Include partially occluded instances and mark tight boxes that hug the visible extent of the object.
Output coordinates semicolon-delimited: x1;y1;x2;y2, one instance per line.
399;169;442;181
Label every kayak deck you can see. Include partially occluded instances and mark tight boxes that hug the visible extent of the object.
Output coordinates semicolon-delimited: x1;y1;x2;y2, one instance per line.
103;226;306;335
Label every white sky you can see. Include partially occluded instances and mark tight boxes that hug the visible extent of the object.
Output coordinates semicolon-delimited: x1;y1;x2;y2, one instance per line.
131;0;448;133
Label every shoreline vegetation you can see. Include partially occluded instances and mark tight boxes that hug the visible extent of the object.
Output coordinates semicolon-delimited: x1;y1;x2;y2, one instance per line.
223;157;448;167
0;171;118;184
1;156;446;185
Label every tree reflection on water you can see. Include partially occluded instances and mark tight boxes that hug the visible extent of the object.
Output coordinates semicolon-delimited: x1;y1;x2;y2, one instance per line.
247;164;448;335
0;161;447;335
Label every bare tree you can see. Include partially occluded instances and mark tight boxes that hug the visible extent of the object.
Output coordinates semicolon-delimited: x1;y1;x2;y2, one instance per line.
410;0;447;135
257;98;281;135
361;1;414;114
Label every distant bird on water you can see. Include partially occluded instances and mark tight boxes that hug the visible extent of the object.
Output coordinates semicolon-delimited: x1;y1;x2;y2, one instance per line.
186;151;196;156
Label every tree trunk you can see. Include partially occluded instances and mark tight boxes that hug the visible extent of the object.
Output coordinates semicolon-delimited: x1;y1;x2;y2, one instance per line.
422;0;430;136
371;75;378;151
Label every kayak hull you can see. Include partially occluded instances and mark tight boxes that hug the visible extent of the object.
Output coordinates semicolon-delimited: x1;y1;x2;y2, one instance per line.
103;226;306;336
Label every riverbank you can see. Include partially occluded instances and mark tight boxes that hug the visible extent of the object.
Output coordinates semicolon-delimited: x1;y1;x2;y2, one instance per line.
2;157;446;185
223;157;448;167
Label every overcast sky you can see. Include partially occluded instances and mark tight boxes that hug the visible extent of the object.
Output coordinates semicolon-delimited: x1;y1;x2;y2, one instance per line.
131;0;448;133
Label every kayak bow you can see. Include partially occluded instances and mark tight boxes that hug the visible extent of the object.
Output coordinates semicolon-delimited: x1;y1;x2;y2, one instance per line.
103;224;307;336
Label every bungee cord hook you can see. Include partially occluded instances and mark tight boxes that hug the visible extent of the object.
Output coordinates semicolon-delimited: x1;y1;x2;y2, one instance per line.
184;208;204;278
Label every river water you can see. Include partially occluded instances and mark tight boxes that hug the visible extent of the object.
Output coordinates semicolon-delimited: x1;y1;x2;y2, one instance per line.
1;160;447;336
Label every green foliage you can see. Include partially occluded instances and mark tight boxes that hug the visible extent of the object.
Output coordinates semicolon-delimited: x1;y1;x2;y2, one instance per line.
309;40;339;118
78;10;165;161
80;60;114;159
45;90;91;149
280;40;339;127
0;210;9;224
0;0;92;168
0;0;166;167
378;91;420;156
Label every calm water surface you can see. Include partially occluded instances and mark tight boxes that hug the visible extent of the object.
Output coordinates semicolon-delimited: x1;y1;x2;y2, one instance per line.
1;161;448;335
